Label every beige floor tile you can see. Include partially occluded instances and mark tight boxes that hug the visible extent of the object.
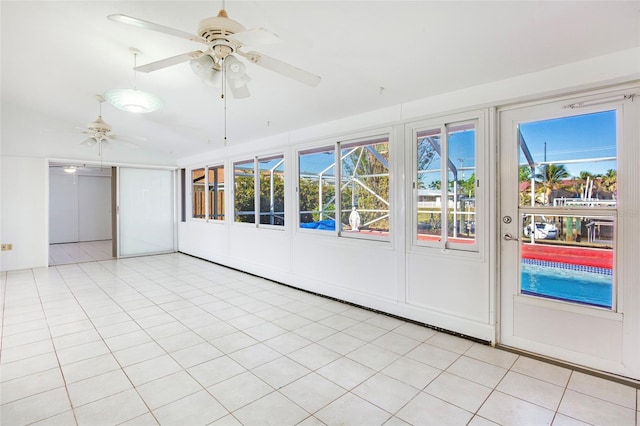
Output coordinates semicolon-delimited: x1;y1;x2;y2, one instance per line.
137;371;202;409
406;342;460;370
558;389;636;426
251;356;311;389
233;391;309;425
346;343;401;371
446;356;508;388
0;368;65;405
264;331;313;354
207;371;274;411
464;343;519;369
123;354;182;386
287;343;342;371
317;357;376;390
396;391;473;426
497;371;565;411
61;353;120;383
381;357;442;390
318;332;366;355
0;352;60;382
425;371;492;413
226;343;282;370
371;332;422;355
353;373;420;413
478;391;555;426
567;371;636;409
74;389;150;426
0;387;71;425
67;369;133;407
152;390;228;425
511;356;572;387
316;392;392;426
280;372;347;413
426;332;475;354
187;355;247;387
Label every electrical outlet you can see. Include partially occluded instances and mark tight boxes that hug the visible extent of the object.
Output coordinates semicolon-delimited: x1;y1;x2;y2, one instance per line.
7;243;12;250
1;244;12;251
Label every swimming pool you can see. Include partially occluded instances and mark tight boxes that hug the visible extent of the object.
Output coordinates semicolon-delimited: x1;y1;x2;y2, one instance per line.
521;262;612;309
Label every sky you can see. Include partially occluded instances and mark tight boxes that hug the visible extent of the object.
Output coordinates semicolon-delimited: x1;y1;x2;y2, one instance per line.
518;109;617;177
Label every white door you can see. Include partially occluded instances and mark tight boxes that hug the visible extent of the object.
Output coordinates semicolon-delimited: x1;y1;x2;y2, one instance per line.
499;88;640;378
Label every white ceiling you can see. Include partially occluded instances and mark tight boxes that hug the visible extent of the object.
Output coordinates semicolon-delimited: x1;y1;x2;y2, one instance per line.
2;1;639;164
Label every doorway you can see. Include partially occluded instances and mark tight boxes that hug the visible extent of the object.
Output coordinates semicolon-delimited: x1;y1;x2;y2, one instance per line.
49;164;115;265
498;88;639;378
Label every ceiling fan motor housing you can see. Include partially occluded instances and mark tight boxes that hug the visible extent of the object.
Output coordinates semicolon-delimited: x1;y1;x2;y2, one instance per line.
87;116;112;133
198;10;245;43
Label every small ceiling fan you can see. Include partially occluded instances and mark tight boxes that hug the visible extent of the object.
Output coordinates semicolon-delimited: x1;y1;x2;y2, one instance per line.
80;95;141;155
107;1;321;99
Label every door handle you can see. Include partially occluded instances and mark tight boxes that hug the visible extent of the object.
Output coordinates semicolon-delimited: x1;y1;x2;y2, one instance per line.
503;232;519;241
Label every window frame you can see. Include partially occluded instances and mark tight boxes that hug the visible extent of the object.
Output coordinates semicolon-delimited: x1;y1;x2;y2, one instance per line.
232;153;286;228
409;110;486;254
233;159;257;225
296;132;391;242
257;154;286;228
297;144;338;235
206;164;225;222
191;167;206;221
337;135;391;242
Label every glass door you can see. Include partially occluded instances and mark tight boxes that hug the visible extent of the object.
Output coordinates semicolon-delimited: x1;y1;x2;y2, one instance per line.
499;90;638;376
118;167;176;257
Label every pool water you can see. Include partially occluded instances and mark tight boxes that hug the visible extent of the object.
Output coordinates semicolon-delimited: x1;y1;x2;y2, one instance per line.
521;263;612;309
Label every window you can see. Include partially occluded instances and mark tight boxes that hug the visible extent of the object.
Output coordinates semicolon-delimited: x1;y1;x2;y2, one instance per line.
517;109;617;308
234;155;286;226
415;119;478;251
192;168;205;219
340;138;390;237
234;160;255;223
207;165;225;221
298;146;336;231
298;135;390;240
258;155;285;226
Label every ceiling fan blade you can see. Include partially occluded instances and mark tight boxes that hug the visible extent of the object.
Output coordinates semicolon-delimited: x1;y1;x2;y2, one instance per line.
135;50;205;73
238;50;321;87
108;136;139;148
228;84;250;99
230;28;281;46
107;14;206;44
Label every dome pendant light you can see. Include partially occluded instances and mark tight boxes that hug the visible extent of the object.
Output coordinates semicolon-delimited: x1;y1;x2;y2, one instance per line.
105;48;163;113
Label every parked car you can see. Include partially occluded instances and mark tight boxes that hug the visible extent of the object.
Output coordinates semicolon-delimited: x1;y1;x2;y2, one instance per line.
523;222;558;239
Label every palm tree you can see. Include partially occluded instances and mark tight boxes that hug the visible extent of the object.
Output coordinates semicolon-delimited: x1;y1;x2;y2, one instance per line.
601;169;617;199
536;163;570;205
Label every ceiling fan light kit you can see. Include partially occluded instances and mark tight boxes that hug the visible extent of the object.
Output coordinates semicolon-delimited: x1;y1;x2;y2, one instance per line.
105;49;163;113
104;88;164;113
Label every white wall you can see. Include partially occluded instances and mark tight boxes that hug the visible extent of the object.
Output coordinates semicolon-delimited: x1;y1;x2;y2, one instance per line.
177;48;640;343
0;157;48;271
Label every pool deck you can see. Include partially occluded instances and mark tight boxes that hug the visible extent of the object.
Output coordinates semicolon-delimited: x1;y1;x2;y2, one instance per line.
521;243;613;269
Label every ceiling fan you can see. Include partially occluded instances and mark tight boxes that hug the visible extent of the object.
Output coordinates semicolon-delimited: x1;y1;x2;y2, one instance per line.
107;2;321;99
80;95;140;155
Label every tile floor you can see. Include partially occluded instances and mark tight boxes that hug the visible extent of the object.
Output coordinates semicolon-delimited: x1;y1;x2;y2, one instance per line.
49;240;113;266
1;253;638;426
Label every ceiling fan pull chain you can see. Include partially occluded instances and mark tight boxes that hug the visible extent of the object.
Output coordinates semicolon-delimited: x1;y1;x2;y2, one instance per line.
222;56;228;145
